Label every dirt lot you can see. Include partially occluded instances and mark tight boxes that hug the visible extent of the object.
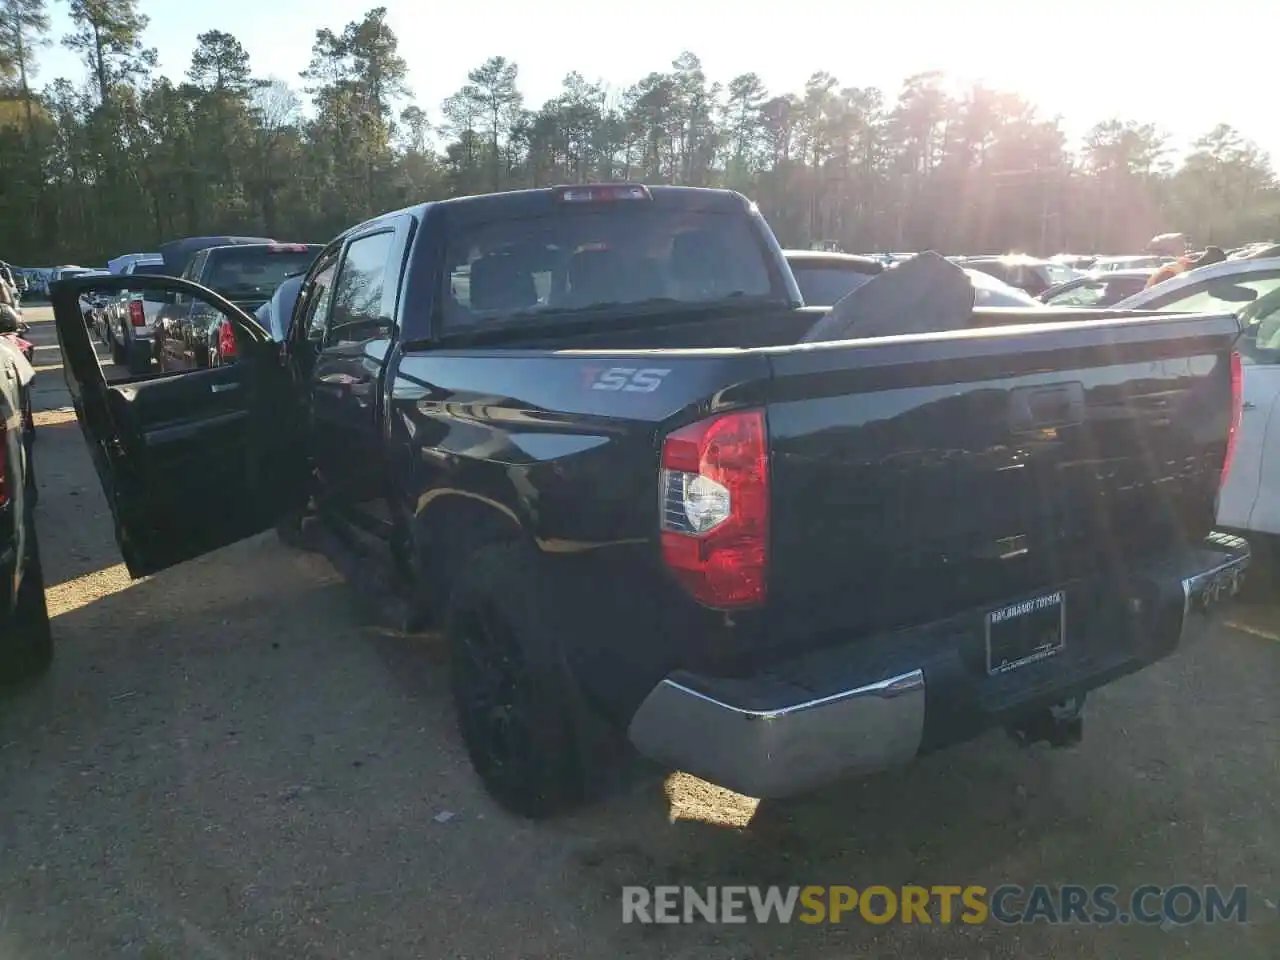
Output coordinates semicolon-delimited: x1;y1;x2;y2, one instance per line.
1;305;1277;959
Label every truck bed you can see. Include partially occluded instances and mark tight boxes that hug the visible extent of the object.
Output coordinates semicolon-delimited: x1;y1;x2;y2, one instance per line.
393;307;1241;723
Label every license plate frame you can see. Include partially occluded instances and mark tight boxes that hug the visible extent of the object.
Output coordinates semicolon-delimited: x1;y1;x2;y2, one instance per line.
985;590;1066;675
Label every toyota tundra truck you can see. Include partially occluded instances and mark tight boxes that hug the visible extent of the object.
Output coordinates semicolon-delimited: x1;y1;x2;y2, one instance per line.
51;183;1249;818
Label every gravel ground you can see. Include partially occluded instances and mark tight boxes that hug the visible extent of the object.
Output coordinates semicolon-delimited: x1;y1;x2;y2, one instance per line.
1;305;1277;959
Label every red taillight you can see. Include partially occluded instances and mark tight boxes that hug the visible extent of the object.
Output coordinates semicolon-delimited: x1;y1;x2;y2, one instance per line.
660;409;768;608
129;300;146;326
1221;350;1243;488
217;320;237;359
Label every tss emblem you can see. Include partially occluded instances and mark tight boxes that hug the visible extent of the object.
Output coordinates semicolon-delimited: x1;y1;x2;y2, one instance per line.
589;367;671;393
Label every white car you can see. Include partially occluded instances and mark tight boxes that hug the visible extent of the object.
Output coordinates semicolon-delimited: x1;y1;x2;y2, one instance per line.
1094;255;1170;272
1114;257;1280;538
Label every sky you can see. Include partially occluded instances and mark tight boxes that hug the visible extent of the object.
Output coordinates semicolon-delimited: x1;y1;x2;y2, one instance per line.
31;0;1280;164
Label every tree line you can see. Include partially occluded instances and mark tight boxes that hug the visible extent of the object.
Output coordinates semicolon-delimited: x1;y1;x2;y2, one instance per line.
1;0;1278;266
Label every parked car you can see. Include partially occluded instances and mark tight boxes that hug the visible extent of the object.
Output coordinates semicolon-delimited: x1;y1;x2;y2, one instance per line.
1112;257;1280;315
69;269;114;335
1092;255;1171;273
1051;254;1098;271
1;314;37;444
156;242;321;370
50;265;86;285
961;255;1079;296
152;236;276;277
1038;269;1156;307
784;250;1043;311
51;183;1248;819
102;256;165;373
107;252;163;275
15;268;51;298
1241;242;1280;261
0;322;50;682
0;262;24;299
1114;257;1280;542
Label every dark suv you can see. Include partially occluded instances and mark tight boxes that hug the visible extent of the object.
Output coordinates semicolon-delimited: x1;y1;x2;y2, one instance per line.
156;242;322;371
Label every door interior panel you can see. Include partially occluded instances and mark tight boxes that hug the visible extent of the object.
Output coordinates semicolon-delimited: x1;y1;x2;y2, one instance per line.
53;271;307;578
103;363;272;565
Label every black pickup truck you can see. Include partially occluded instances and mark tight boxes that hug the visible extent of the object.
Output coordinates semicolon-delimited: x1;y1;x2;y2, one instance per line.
51;184;1249;817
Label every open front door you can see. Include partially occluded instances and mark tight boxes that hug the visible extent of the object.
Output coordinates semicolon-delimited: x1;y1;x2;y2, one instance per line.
51;273;307;577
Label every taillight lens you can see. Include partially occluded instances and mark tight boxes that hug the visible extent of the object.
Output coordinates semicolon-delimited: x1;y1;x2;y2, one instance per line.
1221;350;1243;488
660;409;768;608
217;320;237;359
129;300;146;326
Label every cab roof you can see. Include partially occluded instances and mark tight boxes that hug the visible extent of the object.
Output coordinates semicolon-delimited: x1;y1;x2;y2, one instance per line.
349;184;754;236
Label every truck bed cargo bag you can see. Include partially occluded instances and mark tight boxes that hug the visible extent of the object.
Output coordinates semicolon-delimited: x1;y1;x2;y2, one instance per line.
801;251;976;342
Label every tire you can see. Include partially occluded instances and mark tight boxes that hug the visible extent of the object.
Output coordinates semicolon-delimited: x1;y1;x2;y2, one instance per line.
110;336;125;366
126;343;151;375
446;542;602;819
0;513;52;683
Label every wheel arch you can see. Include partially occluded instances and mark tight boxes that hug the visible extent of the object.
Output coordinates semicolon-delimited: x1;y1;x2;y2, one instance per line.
409;488;528;615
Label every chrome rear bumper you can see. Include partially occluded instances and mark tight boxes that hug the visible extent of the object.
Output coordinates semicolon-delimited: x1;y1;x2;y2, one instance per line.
627;669;925;799
627;534;1251;800
1179;532;1250;644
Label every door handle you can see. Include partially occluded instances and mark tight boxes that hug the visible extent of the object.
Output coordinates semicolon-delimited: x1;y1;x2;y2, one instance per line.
1242;401;1257;410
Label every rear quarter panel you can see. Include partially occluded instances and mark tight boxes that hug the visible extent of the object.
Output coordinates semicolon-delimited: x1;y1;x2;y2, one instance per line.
387;348;772;717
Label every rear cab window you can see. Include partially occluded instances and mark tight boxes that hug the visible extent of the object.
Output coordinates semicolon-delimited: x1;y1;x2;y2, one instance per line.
440;187;777;330
202;245;322;299
127;261;168;303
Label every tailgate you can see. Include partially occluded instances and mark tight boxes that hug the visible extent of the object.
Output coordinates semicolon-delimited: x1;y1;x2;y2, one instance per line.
761;311;1241;638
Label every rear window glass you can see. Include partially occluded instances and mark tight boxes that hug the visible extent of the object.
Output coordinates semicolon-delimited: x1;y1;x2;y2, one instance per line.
442;208;773;328
205;247;319;297
791;266;876;307
1045;281;1105;307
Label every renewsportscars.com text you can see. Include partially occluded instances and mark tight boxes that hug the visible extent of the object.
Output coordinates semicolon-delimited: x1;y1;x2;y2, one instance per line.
621;884;1249;926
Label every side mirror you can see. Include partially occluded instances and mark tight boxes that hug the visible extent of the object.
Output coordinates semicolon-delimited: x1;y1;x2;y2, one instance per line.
1215;285;1259;304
